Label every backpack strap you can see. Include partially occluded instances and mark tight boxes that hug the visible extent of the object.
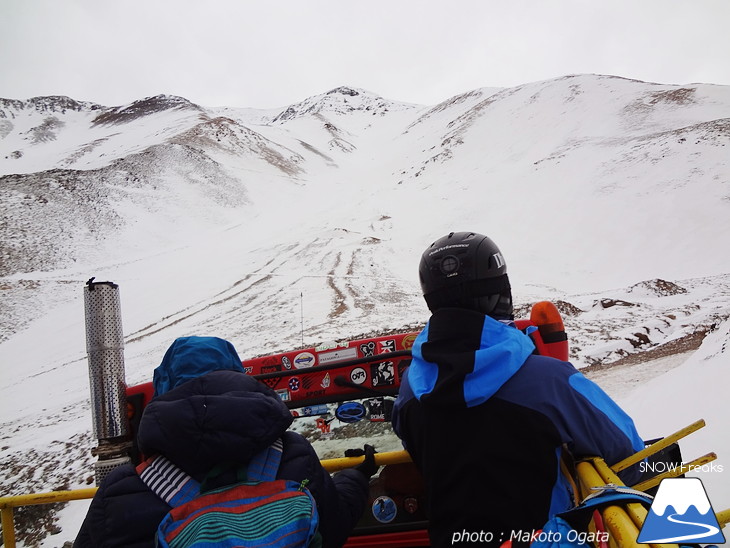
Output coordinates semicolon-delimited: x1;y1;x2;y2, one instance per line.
246;438;284;482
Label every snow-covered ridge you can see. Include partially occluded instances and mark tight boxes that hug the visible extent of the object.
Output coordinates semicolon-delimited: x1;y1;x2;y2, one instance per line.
271;85;419;123
0;95;103;118
90;94;203;126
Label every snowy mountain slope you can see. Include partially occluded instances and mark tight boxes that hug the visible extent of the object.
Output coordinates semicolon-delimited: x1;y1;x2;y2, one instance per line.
381;75;730;291
1;74;730;545
3;78;729;294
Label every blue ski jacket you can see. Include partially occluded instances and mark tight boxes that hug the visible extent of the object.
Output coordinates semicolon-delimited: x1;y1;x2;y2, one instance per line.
392;307;644;547
75;338;369;548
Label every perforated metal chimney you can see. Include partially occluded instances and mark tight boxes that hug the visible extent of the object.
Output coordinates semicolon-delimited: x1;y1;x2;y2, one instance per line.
83;278;131;484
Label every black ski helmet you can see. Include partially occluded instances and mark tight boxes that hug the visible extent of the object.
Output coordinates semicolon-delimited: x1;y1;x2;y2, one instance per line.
418;231;514;319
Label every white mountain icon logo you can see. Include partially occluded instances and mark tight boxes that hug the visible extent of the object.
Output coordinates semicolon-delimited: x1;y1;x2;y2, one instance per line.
638;478;725;544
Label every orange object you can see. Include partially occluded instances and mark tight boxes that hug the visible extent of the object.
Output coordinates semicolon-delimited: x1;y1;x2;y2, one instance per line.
530;301;569;361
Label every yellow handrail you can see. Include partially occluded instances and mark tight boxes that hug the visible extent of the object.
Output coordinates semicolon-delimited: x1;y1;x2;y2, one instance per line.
0;488;99;548
0;487;100;509
0;452;412;547
321;449;412;472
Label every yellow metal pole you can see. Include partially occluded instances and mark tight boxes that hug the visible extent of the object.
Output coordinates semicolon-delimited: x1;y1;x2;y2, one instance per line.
0;487;98;509
716;508;730;527
575;460;606;499
575;459;680;548
588;457;680;548
0;487;98;548
590;457;623;485
321;449;412;472
611;419;705;473
602;505;641;548
588;458;646;530
1;506;16;548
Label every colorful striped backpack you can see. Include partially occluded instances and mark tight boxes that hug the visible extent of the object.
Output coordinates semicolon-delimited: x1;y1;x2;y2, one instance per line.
137;439;321;548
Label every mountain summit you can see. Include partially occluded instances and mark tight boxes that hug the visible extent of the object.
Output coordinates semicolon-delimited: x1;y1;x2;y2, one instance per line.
271;85;416;123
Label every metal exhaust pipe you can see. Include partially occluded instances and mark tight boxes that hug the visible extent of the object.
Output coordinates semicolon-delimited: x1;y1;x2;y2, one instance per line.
83;278;132;484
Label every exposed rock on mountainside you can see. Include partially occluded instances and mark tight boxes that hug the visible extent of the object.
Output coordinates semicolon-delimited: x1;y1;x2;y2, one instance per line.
628;279;688;297
0;95;102;118
2;169;117;274
172;116;306;175
91;94;202;126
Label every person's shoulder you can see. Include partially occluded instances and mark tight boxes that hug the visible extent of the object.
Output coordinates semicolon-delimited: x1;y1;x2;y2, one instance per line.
101;462;137;484
493;354;585;405
281;430;319;461
282;429;308;446
515;353;579;381
494;355;594;424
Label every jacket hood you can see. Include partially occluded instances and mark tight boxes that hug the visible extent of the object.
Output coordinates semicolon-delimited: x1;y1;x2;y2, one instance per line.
407;308;535;408
139;370;294;478
152;336;245;396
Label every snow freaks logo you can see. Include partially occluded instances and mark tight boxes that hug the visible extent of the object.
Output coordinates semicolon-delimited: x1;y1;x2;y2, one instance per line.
637;478;726;544
639;460;724;474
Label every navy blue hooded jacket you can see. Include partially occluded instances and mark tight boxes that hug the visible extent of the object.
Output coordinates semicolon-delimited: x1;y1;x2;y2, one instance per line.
392;308;644;547
75;338;369;548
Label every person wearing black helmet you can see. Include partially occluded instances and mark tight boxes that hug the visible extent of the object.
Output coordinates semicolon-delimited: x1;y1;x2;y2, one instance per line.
418;231;513;319
392;232;644;547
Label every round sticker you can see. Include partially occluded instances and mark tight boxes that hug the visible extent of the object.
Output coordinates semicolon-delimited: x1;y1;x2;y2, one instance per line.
350;367;367;385
293;352;316;369
401;334;418;350
372;496;397;523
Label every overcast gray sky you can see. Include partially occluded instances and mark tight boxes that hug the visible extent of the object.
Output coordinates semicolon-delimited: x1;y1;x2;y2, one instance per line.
2;0;729;109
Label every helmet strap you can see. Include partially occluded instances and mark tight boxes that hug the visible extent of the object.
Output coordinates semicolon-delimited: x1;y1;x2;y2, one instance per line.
424;274;511;313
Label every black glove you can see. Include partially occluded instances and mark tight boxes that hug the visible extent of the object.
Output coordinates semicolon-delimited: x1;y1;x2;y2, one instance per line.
345;444;379;478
